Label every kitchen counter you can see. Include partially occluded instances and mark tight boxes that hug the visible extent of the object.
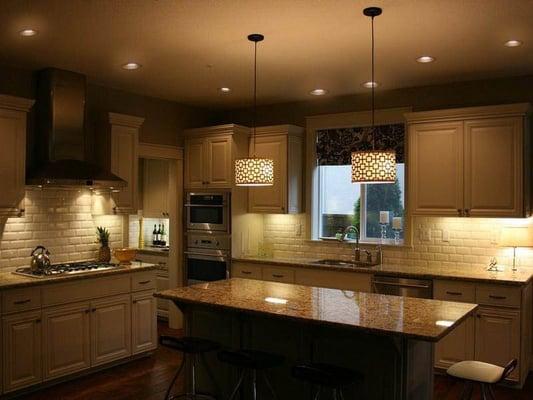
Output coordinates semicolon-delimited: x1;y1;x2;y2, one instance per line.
0;261;156;290
233;256;533;286
136;247;170;256
156;278;476;341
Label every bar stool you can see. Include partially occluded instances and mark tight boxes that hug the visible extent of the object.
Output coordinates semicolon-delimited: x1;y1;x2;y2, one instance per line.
160;336;221;399
292;363;363;400
446;359;517;400
218;349;284;400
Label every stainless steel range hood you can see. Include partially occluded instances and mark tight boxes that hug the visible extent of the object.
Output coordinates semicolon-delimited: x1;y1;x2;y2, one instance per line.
26;68;126;189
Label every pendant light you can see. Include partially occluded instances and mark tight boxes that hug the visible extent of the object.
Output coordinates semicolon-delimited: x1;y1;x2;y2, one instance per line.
235;34;274;187
351;7;396;184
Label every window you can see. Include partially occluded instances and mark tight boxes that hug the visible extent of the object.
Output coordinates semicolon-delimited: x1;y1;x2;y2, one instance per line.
317;163;405;243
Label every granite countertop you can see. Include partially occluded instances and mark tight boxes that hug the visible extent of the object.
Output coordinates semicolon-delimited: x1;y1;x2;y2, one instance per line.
0;261;156;290
233;257;533;286
136;247;170;257
155;278;477;342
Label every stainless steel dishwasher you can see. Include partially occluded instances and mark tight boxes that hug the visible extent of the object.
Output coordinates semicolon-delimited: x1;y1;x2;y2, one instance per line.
372;275;433;298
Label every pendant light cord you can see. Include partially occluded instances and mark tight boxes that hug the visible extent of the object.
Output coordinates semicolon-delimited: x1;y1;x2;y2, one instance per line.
252;40;258;157
371;14;375;150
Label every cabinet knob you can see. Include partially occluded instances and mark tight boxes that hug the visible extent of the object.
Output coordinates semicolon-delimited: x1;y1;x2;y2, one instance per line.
464;209;470;217
457;209;463;217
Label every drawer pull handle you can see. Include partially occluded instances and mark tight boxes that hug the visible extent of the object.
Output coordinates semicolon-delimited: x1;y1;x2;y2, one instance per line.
446;291;463;296
85;309;90;314
138;280;151;285
241;271;252;275
133;300;137;304
92;308;96;312
489;295;507;300
272;274;284;278
36;319;41;323
13;299;31;305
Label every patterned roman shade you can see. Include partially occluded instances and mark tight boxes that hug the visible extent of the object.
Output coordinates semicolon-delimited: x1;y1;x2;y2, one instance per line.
316;123;405;166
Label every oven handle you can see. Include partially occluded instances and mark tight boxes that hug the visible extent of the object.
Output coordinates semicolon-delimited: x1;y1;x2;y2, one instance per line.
185;251;229;261
184;204;226;208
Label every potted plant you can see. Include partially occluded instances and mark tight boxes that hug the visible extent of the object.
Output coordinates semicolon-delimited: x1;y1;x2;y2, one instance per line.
96;226;111;262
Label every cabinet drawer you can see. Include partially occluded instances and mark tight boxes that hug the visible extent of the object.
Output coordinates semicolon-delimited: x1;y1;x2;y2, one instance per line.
476;284;521;308
262;267;295;283
2;287;41;314
232;263;262;280
132;271;156;291
434;280;476;303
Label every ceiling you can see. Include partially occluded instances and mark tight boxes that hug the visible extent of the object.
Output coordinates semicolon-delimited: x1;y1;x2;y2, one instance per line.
0;0;532;109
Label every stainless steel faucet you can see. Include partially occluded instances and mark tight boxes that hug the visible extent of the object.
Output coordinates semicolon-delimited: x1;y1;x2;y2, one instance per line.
339;226;361;263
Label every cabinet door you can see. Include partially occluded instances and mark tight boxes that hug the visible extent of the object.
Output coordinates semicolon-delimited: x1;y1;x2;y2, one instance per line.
156;274;170;316
111;125;138;213
408;121;464;216
464;117;523;217
475;307;520;381
0;108;27;216
2;310;42;392
249;135;288;213
142;158;170;218
205;136;232;188
42;303;91;380
184;137;206;188
435;316;475;369
132;290;157;354
90;294;131;366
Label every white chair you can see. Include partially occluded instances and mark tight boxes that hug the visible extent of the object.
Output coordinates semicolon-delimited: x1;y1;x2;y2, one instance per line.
446;359;517;399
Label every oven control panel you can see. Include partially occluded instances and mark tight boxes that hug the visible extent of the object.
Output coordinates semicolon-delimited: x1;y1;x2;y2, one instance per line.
187;234;230;250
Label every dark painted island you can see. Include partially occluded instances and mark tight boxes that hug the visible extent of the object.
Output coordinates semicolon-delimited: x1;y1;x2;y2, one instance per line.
155;278;477;399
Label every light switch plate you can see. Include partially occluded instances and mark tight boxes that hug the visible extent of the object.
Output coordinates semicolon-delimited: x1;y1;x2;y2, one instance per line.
442;230;450;242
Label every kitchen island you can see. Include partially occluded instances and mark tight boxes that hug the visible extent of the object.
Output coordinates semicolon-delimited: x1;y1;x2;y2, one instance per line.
156;278;477;400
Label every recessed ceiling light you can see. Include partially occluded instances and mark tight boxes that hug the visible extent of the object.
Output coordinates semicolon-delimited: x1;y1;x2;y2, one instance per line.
362;81;379;88
416;55;435;63
504;40;523;47
309;89;328;96
122;62;141;70
19;29;38;37
219;87;231;93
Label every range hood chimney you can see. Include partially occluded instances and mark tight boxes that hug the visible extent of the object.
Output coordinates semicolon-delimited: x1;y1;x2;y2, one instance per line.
26;68;126;189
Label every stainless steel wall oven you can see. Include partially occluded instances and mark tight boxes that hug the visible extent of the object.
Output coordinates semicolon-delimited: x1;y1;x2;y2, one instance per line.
185;192;230;233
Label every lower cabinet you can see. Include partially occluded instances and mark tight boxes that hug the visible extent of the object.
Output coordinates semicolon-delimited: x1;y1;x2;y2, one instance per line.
2;310;42;392
42;302;91;380
435;316;475;369
132;290;158;354
474;307;520;381
91;295;132;367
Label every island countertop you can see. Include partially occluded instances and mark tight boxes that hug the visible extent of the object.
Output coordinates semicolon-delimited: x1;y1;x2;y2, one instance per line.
233;256;533;286
155;278;478;342
0;261;156;290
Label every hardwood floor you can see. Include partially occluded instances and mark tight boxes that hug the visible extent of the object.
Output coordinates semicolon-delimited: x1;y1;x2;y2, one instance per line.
14;322;533;399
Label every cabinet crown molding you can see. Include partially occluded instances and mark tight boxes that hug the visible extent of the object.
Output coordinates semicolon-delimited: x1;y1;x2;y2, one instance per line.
108;112;145;128
404;103;531;123
184;123;249;137
0;94;35;112
253;124;304;137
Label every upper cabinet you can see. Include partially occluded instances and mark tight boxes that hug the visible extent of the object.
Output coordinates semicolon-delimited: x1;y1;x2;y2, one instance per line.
248;125;304;214
184;124;249;189
141;158;170;218
406;104;531;218
109;113;145;214
0;95;34;217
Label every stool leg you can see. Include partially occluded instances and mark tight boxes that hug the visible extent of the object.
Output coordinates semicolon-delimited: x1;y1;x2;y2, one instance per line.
262;371;278;400
338;388;346;400
481;383;490;400
201;352;221;395
191;355;197;396
252;370;257;400
165;355;186;400
460;381;473;400
228;369;245;400
488;385;496;400
313;387;321;400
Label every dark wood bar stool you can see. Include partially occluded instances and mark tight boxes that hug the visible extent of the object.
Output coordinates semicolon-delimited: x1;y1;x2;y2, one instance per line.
218;349;284;400
160;336;221;400
292;363;363;400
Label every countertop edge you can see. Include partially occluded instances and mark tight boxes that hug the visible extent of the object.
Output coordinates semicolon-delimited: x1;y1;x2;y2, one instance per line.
232;257;533;286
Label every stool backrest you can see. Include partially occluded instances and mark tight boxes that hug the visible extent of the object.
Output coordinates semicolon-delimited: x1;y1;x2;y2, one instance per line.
500;359;517;382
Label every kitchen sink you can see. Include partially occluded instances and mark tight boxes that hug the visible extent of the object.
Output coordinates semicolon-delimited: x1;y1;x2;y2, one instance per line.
312;259;375;268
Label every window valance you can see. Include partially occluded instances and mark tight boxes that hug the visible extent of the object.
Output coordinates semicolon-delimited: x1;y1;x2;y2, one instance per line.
316;123;405;166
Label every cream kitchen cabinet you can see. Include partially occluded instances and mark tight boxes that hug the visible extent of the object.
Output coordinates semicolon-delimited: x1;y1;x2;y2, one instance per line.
2;310;42;393
184;124;249;189
0;95;34;217
248;125;304;214
42;302;91;380
131;290;158;354
141;158;170;218
109;112;145;214
406;104;530;218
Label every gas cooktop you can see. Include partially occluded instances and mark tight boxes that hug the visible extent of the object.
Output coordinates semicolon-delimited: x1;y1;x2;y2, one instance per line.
13;261;121;278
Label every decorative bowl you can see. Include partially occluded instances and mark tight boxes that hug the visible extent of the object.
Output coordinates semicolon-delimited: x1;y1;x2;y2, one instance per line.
113;248;137;265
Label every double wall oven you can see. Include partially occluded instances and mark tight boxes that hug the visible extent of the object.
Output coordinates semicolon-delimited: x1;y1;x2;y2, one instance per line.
185;192;231;285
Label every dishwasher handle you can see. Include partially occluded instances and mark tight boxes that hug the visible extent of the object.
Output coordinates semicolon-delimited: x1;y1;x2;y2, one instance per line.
373;280;432;289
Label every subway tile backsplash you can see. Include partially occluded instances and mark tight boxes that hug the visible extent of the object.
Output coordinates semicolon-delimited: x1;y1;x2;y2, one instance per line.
260;214;533;270
0;189;122;270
